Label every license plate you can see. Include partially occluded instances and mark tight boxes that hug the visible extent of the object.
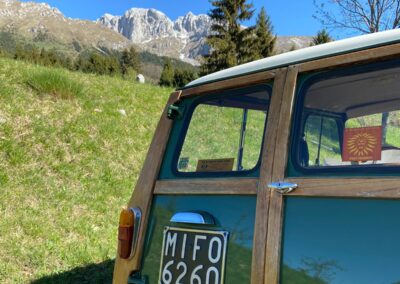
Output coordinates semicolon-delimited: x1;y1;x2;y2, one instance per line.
159;227;229;284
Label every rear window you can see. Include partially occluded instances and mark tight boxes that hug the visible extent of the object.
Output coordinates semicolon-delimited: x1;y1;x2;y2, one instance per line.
176;85;271;174
293;60;400;173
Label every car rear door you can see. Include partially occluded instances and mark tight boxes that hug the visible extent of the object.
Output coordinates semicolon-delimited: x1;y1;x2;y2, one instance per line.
264;49;400;284
113;68;290;284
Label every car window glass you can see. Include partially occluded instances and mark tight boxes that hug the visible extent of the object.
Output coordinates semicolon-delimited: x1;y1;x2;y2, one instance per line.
178;87;270;173
297;63;400;169
303;115;341;167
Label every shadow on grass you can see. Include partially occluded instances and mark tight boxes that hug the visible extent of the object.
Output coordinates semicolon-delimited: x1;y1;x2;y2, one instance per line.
31;259;114;284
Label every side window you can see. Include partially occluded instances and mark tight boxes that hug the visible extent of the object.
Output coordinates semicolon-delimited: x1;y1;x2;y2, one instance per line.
295;60;400;172
177;86;270;174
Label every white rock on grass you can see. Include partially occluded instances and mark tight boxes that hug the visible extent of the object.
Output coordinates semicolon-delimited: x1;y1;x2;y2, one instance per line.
136;74;145;84
118;109;127;116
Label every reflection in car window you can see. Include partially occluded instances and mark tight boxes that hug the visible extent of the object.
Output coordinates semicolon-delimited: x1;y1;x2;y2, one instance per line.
281;197;400;284
178;86;270;173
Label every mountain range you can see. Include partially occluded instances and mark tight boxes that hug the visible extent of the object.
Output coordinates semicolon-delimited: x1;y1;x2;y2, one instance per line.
97;8;313;65
0;0;313;73
97;8;212;65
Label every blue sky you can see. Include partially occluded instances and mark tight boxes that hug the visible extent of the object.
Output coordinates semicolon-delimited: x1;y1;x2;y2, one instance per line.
21;0;331;37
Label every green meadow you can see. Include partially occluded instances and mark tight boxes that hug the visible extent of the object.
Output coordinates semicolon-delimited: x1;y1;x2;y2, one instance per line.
0;57;172;283
2;55;400;283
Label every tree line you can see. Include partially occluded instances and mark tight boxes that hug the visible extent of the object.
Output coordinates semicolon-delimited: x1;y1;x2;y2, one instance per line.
1;42;199;87
159;59;197;88
6;44;142;78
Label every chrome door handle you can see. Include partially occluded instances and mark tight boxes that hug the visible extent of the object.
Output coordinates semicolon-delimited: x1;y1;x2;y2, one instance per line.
268;181;298;194
170;211;215;225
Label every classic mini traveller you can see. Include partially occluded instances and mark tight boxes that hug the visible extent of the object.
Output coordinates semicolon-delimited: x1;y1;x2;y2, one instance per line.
113;29;400;284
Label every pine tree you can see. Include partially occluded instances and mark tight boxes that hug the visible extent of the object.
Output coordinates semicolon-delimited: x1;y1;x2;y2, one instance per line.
120;46;141;75
14;44;25;60
311;29;333;46
252;7;276;60
173;69;197;88
159;59;174;87
200;0;255;75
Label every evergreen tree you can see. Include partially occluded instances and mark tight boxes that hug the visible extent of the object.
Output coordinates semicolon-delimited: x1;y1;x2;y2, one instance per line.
200;0;255;75
173;69;197;88
104;55;121;75
311;29;333;45
44;49;61;67
252;7;276;60
120;46;141;75
14;44;26;60
159;59;174;87
74;54;87;72
27;45;40;64
75;52;109;75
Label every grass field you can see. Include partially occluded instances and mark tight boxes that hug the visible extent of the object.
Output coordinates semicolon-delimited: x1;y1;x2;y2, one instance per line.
3;55;400;283
0;57;172;283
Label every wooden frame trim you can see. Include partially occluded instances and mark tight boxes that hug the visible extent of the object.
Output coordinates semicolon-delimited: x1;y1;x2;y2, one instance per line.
181;70;276;98
286;178;400;198
298;42;400;73
250;68;288;284
113;92;180;284
153;178;258;195
265;65;299;284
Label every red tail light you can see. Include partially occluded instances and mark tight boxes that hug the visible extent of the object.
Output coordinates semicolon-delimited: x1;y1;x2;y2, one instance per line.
118;207;141;259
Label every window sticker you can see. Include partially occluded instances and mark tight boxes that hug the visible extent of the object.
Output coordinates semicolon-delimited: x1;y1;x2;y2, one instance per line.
196;158;235;172
178;157;189;170
342;126;382;162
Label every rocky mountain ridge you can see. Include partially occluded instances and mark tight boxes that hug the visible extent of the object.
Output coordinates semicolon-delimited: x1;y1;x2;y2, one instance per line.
97;8;212;65
98;8;313;65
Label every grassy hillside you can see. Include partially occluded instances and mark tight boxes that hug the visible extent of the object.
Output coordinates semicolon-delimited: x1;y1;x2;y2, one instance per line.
0;57;173;283
0;30;198;83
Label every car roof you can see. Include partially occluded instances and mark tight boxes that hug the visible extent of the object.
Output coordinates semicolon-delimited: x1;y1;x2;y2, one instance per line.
184;29;400;89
